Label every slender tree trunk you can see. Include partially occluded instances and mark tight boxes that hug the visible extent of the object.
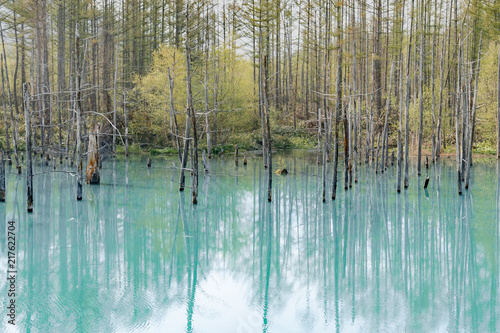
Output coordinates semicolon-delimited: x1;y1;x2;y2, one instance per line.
417;33;424;176
465;33;482;189
381;61;394;174
167;67;182;162
75;25;83;201
204;25;211;159
456;34;462;195
431;31;436;163
113;31;120;155
57;0;65;163
332;2;342;200
436;35;446;159
123;91;129;156
186;8;198;205
23;84;33;212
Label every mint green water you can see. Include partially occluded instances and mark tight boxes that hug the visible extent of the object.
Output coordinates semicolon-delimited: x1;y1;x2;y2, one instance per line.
1;151;499;332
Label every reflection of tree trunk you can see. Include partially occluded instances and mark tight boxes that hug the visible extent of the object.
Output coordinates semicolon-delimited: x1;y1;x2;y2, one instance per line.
262;202;272;331
184;194;198;333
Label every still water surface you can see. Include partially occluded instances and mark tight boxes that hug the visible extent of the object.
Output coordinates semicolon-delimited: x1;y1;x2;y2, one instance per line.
0;151;499;332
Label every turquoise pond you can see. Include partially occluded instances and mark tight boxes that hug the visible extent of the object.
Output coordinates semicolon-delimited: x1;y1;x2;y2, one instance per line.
0;150;499;332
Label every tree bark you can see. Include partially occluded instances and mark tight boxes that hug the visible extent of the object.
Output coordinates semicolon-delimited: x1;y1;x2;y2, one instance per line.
186;7;198;204
86;124;100;184
417;33;424;176
23;83;33;212
75;25;83;201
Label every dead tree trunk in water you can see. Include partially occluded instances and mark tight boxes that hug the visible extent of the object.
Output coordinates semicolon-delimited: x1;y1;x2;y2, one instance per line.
235;144;239;166
75;25;83;201
86;124;100;184
381;61;394;173
23;83;33;212
167;67;182;163
113;32;119;155
417;34;424;176
186;7;198;205
456;35;463;195
332;2;342;200
123;91;129;156
465;33;482;189
263;55;272;202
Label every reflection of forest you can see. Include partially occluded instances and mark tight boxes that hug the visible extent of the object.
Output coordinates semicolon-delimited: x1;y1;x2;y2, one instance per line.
1;154;498;332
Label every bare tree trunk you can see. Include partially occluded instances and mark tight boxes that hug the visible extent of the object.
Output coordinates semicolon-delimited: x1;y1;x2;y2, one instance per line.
317;107;322;164
123;91;129;156
204;25;211;159
57;0;65;163
186;7;198;204
113;33;119;155
167;67;182;162
75;25;83;201
332;2;342;200
437;35;446;159
456;34;463;195
417;33;424;176
178;115;191;191
381;61;394;174
263;55;272;202
404;72;410;188
23;83;33;212
465;33;482;189
431;31;436;163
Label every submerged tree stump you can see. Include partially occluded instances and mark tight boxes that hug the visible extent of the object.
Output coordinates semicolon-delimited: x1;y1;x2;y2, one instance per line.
424;176;430;189
276;168;288;176
235;144;238;166
202;150;209;173
243;153;247;165
147;158;152;168
85;124;100;184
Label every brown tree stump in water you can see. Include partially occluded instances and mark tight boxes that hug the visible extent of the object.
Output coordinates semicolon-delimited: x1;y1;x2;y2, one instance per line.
86;124;101;184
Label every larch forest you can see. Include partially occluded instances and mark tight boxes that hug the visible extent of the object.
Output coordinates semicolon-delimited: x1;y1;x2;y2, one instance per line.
0;0;499;208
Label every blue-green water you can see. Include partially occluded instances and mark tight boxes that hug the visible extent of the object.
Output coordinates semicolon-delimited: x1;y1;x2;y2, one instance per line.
1;151;499;332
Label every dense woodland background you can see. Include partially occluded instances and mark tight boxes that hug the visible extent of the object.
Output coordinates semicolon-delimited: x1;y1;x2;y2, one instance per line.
0;0;500;160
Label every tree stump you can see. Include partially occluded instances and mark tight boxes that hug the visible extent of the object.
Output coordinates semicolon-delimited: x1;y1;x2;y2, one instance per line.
85;124;101;184
235;144;238;166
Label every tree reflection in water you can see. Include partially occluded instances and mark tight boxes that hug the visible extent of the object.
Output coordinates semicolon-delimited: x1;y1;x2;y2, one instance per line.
0;152;498;332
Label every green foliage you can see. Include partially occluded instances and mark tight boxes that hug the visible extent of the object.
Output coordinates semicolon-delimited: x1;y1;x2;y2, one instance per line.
473;142;496;155
477;41;499;146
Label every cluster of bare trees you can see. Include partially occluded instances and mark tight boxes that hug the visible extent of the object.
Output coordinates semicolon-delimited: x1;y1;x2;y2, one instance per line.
0;0;499;210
